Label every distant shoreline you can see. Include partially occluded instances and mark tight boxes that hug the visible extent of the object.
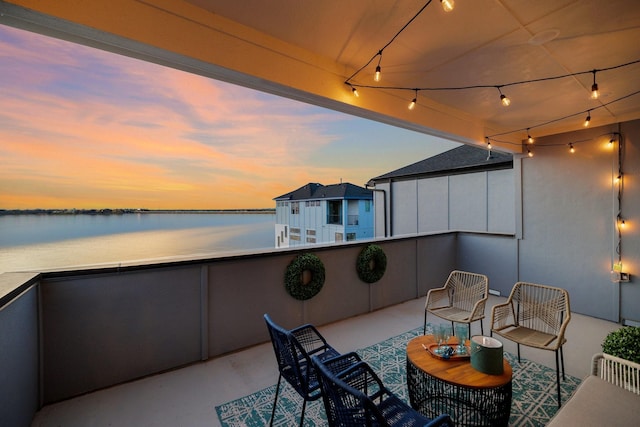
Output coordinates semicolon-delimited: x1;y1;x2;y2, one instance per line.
0;208;275;216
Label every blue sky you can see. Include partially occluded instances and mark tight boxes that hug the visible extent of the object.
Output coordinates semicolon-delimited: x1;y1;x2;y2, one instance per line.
0;25;459;209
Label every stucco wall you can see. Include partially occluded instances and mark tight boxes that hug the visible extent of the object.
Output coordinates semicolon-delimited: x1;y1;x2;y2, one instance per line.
373;119;639;324
520;120;639;323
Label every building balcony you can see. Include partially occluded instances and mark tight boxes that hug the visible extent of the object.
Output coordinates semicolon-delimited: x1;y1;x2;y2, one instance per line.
0;232;621;427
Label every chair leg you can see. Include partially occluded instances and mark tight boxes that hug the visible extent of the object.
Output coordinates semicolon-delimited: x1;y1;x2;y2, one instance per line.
467;323;471;340
517;343;521;363
555;350;562;407
480;319;484;336
299;397;308;427
270;374;282;426
423;311;428;335
560;346;566;381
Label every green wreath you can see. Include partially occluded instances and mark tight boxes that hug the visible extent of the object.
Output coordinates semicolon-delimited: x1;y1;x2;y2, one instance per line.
356;244;387;283
284;253;326;300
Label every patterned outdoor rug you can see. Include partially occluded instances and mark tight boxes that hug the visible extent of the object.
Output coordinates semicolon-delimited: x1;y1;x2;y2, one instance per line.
216;327;581;426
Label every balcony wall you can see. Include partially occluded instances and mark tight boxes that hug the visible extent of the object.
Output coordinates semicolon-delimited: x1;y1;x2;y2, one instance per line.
2;231;495;426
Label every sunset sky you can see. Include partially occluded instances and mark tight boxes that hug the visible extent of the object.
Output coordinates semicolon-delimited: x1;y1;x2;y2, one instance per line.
0;25;459;210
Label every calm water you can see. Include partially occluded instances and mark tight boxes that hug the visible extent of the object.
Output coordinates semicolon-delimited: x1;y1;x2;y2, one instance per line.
0;213;276;274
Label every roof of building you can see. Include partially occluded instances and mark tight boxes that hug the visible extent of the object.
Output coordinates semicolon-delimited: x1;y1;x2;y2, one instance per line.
369;144;513;183
274;182;373;201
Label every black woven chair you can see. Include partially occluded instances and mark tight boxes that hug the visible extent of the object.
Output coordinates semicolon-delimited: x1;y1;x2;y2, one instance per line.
313;352;452;427
264;313;340;426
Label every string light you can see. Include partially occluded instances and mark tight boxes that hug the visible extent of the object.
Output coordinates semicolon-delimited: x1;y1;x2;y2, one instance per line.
527;128;534;144
498;87;511;106
527;147;533;157
583;111;591;127
618;215;626;229
486;138;492;150
441;0;455;12
351;86;359;97
569;143;575;153
591;70;599;99
608;138;615;148
342;1;640;140
408;89;418;110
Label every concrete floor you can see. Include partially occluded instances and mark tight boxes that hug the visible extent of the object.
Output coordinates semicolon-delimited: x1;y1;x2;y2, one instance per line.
31;296;620;427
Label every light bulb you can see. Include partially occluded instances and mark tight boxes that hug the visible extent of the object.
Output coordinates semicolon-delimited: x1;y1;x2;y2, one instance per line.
374;65;381;82
591;83;599;99
569;143;575;153
583;113;591;127
527;148;533;157
352;87;359;97
500;94;511;106
408;98;416;110
441;0;455;12
527;129;534;144
487;141;492;150
608;138;615;148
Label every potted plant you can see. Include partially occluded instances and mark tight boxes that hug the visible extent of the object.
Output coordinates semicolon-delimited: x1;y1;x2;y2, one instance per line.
601;326;640;363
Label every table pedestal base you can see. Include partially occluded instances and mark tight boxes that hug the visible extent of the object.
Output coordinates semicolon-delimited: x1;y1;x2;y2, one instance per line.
407;359;512;427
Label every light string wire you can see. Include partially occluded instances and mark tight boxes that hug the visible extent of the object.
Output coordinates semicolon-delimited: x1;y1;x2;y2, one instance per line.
343;0;640;143
486;89;640;143
616;129;625;265
344;0;433;85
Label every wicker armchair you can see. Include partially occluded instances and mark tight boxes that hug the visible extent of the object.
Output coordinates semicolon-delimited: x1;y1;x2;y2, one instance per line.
490;282;571;406
424;270;489;338
264;313;340;427
313;352;452;427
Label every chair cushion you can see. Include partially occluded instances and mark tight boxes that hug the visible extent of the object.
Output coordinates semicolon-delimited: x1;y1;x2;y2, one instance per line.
429;306;473;322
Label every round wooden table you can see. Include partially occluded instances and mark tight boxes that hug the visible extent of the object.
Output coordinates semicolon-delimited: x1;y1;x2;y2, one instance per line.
406;335;512;427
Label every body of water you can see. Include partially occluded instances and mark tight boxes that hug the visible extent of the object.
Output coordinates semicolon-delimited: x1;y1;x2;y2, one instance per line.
0;212;276;274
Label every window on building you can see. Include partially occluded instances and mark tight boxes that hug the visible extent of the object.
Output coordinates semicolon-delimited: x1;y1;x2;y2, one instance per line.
291;202;299;214
327;200;342;225
346;233;356;241
365;200;371;212
335;232;343;242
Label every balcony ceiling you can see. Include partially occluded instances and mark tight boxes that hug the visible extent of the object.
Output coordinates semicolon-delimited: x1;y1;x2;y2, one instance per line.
2;0;640;150
185;0;640;145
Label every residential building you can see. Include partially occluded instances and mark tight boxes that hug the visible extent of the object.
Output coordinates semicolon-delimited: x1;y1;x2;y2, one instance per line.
274;182;373;247
367;144;514;237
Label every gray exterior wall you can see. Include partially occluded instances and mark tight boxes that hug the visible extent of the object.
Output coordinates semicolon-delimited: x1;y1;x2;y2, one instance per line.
375;168;516;237
518;120;640;323
372;119;640;324
0;283;39;427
